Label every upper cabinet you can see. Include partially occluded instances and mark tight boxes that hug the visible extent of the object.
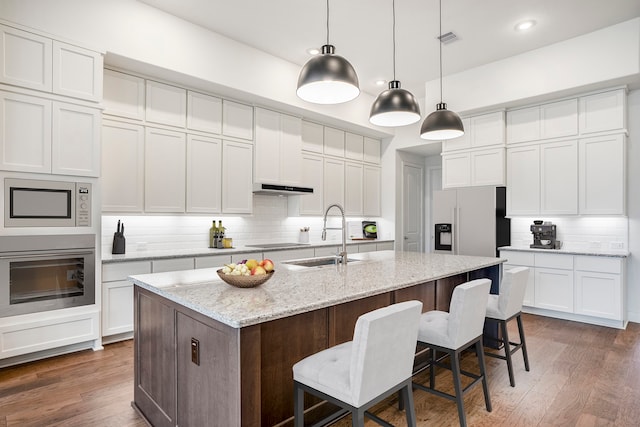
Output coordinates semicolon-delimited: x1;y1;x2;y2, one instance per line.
103;69;145;120
187;91;222;134
324;126;345;158
507;99;577;144
442;111;504;152
301;120;323;154
146;80;186;128
222;100;253;141
345;132;364;161
363;137;381;164
579;89;626;135
254;108;302;186
0;24;103;102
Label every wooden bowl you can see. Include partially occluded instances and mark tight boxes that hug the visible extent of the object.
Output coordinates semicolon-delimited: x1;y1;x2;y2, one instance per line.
216;269;274;288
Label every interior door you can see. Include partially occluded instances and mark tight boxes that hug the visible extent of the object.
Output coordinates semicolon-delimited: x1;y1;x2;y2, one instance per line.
402;162;423;252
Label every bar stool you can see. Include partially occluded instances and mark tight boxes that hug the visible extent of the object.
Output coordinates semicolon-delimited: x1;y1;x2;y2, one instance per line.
413;279;492;427
484;266;531;387
293;300;423;427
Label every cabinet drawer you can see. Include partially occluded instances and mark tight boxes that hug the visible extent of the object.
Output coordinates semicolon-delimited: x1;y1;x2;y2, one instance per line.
500;251;534;266
534;253;573;269
195;255;232;269
152;258;194;273
265;248;315;262
575;256;622;274
103;261;151;282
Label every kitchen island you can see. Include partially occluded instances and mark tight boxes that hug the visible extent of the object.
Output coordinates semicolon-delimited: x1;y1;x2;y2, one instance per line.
129;250;504;427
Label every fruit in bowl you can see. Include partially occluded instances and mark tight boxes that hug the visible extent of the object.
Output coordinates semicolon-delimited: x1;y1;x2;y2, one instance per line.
218;259;275;288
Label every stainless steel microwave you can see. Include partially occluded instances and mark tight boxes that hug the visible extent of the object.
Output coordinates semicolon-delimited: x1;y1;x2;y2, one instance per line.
4;178;91;227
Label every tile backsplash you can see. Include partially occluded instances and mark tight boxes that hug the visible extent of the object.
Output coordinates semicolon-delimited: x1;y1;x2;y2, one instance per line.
101;195;388;254
509;217;628;251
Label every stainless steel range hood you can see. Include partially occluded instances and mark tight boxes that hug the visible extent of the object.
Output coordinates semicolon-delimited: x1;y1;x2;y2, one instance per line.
252;183;314;196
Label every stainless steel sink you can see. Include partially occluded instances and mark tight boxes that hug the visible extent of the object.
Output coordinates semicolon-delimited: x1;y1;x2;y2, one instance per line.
245;243;310;249
282;256;359;268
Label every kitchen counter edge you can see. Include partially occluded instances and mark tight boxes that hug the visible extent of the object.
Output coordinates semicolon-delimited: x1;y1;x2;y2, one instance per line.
499;246;629;258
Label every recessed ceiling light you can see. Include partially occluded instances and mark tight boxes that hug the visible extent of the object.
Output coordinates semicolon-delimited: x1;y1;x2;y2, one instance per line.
515;20;536;32
375;79;387;86
306;47;320;55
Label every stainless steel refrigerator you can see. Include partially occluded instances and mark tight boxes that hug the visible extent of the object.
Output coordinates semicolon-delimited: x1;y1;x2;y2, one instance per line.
433;186;510;257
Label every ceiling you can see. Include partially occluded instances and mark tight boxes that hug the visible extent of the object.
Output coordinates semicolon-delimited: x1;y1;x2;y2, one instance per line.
139;0;640;100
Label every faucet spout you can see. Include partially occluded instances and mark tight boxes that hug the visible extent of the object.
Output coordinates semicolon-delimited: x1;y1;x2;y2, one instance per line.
322;203;347;264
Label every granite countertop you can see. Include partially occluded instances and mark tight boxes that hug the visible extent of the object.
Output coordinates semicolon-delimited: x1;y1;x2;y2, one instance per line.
499;246;629;258
129;250;504;328
102;239;393;263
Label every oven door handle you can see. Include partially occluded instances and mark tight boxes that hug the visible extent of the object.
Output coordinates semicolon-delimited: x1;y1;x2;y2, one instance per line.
0;250;94;260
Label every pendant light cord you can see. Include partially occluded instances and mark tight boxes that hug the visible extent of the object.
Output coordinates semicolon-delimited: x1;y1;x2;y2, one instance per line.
326;0;330;45
439;0;443;103
392;0;396;81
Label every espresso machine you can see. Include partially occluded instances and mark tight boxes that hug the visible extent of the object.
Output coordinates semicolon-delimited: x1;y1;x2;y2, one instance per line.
530;220;557;249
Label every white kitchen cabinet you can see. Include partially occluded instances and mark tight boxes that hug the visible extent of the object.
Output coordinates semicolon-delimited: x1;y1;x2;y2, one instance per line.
103;69;145;120
145;127;186;213
323;157;345;208
145;80;186;128
101;120;144;212
102;261;151;340
222;140;253;214
470;111;505;147
540;140;578;215
579;89;625;135
0;91;52;173
506;145;540;215
52;101;101;177
194;255;232;269
442;117;471;151
442;152;471;188
470;148;505;186
0;24;52;92
222;100;253;141
506;106;539;144
324;126;345;158
507;99;578;144
301;120;323;154
231;252;262;263
363;137;381;164
376;242;394;251
52;41;102;102
187;91;222;134
579;134;625;215
344;161;363;216
186;134;222;213
345;132;364;161
363;165;381;217
534;253;573;314
254;108;302;186
574;256;623;321
152;258;194;273
294;153;324;215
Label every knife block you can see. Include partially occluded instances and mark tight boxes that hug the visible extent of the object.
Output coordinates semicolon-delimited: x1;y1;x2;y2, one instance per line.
112;234;126;254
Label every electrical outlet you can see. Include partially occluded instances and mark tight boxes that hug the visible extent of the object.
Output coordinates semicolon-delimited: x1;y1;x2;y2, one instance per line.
588;241;601;249
610;242;624;250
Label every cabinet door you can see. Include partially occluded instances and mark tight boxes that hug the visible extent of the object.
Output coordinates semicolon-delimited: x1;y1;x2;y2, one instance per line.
579;89;625;135
344;162;363;216
52;101;101;177
323;157;344;207
442;117;471;151
102;120;144;212
279;114;302;186
0;24;52;92
152;258;194;273
186;134;222;213
534;268;573;313
506;145;540;215
540;98;577;139
298;154;324;215
0;91;51;173
222;140;253;213
506;106;540;144
103;69;145;120
102;280;134;337
442;152;470;188
145;127;186;212
301;120;323;153
146;80;186;127
194;255;232;269
222;100;253;140
324;126;344;157
187;91;222;134
540;140;577;215
52;41;103;102
579;134;625;215
363;137;381;164
575;271;621;320
470;148;504;186
471;111;504;147
363;165;381;217
253;107;280;184
345;132;364;161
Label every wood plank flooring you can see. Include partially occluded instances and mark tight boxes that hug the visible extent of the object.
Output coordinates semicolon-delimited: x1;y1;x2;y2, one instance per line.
1;314;639;426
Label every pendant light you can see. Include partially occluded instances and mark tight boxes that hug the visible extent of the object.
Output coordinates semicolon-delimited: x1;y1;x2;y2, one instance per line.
369;0;421;127
420;0;464;140
297;0;360;104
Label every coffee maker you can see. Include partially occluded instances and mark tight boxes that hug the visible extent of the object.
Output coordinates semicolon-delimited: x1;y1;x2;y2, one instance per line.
530;220;557;249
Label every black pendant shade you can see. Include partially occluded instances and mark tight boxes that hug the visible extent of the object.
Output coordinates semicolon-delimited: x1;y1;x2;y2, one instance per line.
369;80;421;126
420;102;464;140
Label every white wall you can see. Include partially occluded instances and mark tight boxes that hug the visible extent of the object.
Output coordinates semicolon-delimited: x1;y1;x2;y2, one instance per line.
626;89;640;322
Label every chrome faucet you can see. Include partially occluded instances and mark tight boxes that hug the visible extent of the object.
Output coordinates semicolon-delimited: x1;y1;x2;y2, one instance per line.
322;203;347;264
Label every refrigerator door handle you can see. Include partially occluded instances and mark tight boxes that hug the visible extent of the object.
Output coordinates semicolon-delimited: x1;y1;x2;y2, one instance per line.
455;207;461;255
450;207;457;255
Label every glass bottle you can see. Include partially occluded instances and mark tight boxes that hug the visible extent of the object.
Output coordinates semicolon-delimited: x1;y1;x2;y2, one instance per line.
209;220;217;248
217;220;225;249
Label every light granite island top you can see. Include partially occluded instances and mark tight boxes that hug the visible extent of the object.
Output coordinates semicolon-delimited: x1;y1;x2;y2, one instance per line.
129;250;505;328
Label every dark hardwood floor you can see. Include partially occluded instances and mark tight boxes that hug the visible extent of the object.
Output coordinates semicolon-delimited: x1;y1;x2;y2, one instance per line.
1;314;639;426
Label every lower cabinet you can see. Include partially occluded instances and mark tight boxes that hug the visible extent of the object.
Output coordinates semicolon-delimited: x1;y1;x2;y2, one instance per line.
534;267;574;313
574;256;623;320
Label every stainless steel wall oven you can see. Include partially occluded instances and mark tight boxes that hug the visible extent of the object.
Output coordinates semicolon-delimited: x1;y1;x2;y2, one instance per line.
0;234;95;317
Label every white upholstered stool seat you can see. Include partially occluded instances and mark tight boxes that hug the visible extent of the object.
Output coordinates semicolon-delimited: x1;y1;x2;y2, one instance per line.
484;266;531;387
293;300;423;427
412;279;492;427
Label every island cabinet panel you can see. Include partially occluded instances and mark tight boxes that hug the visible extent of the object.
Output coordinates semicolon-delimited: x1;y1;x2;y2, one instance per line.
134;290;177;427
394;280;436;312
436;273;468;311
328;293;392;346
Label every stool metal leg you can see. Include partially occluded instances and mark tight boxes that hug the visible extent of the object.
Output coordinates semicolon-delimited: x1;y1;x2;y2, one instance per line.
476;340;492;412
500;319;516;387
294;382;304;427
401;382;417;427
450;349;467;427
517;314;530;372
